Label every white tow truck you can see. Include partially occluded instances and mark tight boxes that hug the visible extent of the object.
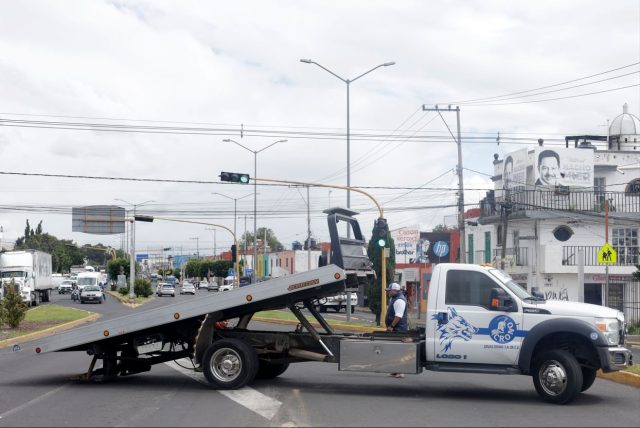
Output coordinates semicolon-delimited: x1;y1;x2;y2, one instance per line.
6;209;632;404
0;250;53;306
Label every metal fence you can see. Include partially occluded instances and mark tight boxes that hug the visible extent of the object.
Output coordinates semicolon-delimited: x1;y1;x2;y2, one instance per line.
624;279;640;325
481;189;640;217
492;247;528;266
562;246;640;266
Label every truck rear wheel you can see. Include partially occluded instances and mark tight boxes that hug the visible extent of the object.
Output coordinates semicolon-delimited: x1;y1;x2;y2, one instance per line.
202;339;258;389
580;367;597;392
256;360;289;379
533;350;583;404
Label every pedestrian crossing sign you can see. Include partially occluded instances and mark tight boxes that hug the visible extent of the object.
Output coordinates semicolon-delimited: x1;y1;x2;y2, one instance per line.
597;243;617;264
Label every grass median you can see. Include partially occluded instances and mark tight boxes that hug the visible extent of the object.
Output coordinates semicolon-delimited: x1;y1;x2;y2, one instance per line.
0;305;94;341
107;290;155;306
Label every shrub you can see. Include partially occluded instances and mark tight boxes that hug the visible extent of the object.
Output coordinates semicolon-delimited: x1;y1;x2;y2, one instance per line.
3;282;28;328
118;287;129;296
135;278;153;298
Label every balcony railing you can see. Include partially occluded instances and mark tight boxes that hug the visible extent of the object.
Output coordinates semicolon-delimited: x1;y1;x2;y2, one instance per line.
562;245;640;266
480;190;640;217
492;247;528;267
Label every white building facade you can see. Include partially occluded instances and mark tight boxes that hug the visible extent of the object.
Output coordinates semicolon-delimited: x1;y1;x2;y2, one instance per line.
469;104;640;323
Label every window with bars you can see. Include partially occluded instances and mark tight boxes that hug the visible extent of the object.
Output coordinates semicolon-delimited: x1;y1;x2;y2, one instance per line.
612;228;639;264
594;177;606;207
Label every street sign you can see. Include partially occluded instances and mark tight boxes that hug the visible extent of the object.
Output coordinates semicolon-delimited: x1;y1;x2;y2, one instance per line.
597;243;617;264
136;254;148;262
72;205;126;235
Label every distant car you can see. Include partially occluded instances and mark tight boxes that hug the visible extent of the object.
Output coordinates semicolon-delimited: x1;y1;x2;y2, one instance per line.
198;280;209;289
157;283;175;297
180;282;196;295
58;280;75;294
239;277;250;287
207;282;219;292
80;285;103;304
219;283;233;292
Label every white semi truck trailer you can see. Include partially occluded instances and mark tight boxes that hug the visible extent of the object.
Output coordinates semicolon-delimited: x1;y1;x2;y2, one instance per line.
0;250;53;306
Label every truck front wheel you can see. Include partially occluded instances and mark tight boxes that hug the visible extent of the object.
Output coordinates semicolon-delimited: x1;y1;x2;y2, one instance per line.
533;349;583;404
203;339;258;389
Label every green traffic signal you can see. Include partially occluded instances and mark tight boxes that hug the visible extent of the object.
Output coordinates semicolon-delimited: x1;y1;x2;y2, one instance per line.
220;171;250;184
377;238;386;247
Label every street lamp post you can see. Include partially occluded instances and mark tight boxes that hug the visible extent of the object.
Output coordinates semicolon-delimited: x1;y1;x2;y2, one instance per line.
114;199;155;302
223;138;287;283
300;59;395;236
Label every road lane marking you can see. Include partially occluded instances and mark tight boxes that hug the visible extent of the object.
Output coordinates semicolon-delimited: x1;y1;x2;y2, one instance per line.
165;360;282;420
0;383;69;420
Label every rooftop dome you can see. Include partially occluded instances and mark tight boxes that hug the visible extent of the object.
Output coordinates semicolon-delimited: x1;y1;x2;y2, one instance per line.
609;103;640;135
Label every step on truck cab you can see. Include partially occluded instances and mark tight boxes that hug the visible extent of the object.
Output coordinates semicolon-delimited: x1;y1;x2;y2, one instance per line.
8;209;632;405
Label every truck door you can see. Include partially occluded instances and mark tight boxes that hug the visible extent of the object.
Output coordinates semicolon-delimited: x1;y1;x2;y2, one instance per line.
432;269;523;365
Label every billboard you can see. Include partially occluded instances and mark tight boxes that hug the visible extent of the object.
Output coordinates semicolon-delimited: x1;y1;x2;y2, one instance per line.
72;205;126;235
502;148;527;190
416;232;452;264
534;148;593;188
390;227;420;264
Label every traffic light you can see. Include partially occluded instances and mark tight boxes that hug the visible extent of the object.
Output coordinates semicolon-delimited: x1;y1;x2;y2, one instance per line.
220;171;250;184
231;244;237;263
376;217;388;247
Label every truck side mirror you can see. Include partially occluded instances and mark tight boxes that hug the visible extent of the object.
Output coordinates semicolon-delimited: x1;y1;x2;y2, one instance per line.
490;288;515;312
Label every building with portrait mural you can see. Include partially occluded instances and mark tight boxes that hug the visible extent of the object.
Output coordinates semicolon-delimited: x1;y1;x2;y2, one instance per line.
469;103;640;323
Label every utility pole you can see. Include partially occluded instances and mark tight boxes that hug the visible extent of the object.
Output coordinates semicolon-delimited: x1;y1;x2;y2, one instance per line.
605;199;610;307
422;105;466;262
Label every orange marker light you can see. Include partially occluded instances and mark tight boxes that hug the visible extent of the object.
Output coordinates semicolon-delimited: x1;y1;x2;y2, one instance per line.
174;313;180;320
103;330;110;337
334;273;341;280
246;295;253;302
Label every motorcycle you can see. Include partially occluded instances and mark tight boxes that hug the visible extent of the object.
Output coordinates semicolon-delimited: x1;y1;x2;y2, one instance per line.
71;288;80;302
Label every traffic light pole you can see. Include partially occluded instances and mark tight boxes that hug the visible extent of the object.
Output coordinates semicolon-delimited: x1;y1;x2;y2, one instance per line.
134;216;238;288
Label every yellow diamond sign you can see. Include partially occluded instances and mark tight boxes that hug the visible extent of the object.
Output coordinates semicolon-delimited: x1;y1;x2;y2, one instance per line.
598;243;617;264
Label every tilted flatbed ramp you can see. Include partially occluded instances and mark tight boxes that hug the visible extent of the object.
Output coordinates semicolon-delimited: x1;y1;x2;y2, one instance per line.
10;265;346;355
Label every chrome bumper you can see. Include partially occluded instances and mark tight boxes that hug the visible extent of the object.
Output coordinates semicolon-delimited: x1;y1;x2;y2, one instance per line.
599;346;633;372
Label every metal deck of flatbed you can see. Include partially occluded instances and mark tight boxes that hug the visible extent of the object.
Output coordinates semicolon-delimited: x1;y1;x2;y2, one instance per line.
8;265;346;355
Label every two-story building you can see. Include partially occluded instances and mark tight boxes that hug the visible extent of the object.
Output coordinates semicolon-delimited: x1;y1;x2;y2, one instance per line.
469;104;640;323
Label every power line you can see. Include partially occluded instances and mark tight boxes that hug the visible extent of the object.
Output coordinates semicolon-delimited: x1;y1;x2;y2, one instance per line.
445;62;640;104
458;83;640;107
460;71;639;105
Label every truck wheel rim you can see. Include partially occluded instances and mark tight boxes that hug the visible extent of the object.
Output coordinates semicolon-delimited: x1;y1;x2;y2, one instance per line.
211;348;242;382
539;360;567;396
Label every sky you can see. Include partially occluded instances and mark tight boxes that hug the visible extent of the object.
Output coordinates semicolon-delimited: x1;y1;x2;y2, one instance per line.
0;0;639;259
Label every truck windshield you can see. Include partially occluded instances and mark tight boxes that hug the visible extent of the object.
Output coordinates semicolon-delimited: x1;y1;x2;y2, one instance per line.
77;277;97;286
488;268;533;300
1;271;26;278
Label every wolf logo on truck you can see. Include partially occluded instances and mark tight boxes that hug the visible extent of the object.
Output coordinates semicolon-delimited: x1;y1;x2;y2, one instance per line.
433;307;478;352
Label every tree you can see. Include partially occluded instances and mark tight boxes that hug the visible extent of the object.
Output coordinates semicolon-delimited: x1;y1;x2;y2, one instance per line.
366;221;395;326
240;227;282;252
3;281;27;328
107;258;139;283
432;224;456;233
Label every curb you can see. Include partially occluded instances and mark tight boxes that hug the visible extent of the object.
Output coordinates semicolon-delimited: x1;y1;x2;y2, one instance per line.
0;312;101;349
253;316;385;333
597;369;640;388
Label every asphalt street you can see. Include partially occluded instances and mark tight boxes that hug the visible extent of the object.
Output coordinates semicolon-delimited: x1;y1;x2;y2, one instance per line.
1;302;639;428
0;290;637;426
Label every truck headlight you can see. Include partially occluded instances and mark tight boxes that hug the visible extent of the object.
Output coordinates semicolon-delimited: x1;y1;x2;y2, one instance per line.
595;318;620;345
